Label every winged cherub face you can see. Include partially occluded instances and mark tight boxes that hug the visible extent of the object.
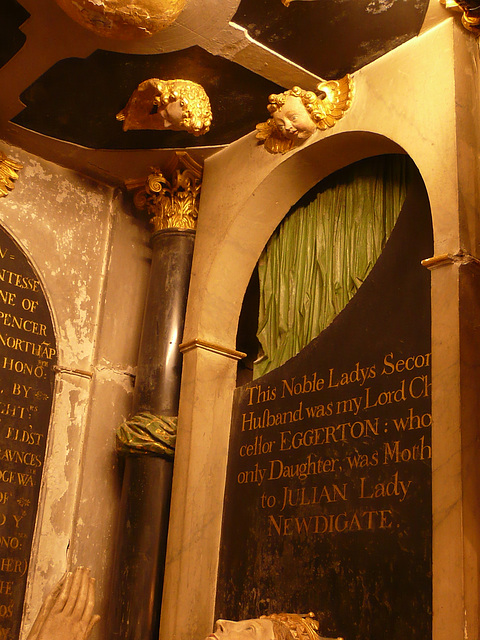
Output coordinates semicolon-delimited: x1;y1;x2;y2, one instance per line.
206;619;276;640
272;95;317;142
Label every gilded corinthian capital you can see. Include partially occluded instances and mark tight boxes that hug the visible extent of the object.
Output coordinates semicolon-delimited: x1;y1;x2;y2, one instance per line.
129;153;203;232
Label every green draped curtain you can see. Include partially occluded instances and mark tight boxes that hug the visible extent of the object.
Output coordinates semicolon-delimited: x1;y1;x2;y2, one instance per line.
254;155;410;378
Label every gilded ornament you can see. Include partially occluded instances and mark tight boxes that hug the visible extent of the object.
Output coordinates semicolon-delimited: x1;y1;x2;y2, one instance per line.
281;0;319;5
0;151;23;197
256;76;354;154
440;0;480;33
53;0;186;40
116;412;177;458
208;613;342;640
131;152;203;232
261;613;342;640
117;79;212;136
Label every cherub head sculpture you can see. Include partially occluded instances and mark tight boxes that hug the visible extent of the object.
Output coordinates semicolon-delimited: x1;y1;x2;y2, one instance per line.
117;78;212;136
208;612;342;640
256;76;353;154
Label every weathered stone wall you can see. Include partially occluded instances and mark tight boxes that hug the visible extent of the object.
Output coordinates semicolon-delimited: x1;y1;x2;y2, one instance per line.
0;142;151;640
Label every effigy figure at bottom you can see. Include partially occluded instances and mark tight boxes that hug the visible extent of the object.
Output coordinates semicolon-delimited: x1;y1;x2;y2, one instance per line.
26;568;342;640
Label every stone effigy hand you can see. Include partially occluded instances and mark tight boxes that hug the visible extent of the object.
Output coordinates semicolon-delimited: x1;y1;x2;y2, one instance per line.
27;566;100;640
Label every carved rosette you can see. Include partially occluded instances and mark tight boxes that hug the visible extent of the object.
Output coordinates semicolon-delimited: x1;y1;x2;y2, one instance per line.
132;154;202;232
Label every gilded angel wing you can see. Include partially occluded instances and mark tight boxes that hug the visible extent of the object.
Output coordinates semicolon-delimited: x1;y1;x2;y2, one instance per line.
314;75;354;130
116;78;165;131
256;119;295;154
0;151;23;198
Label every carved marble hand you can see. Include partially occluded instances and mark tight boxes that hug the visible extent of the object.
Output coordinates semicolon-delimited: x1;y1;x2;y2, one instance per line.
27;567;100;640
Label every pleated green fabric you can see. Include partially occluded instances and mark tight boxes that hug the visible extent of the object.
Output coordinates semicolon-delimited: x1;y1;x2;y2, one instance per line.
254;155;409;378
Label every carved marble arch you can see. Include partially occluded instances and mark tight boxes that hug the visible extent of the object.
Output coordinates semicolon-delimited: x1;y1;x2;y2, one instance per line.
194;131;426;356
164;131;436;636
216;134;434;637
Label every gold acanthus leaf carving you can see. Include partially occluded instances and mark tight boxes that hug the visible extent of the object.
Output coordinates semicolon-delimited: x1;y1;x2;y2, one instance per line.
0;151;23;197
256;75;354;154
133;166;202;232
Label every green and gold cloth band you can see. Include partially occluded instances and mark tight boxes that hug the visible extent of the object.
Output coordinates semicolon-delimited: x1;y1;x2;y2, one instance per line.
116;412;177;459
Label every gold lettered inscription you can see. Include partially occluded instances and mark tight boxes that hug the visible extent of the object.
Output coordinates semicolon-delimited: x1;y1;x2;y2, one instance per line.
0;234;56;640
234;352;431;536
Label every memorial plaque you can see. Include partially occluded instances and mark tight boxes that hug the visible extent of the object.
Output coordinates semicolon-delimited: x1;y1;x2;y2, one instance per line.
0;226;56;640
216;174;432;639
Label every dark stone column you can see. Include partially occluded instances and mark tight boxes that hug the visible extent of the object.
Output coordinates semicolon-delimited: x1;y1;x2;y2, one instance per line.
109;158;201;640
133;229;196;416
